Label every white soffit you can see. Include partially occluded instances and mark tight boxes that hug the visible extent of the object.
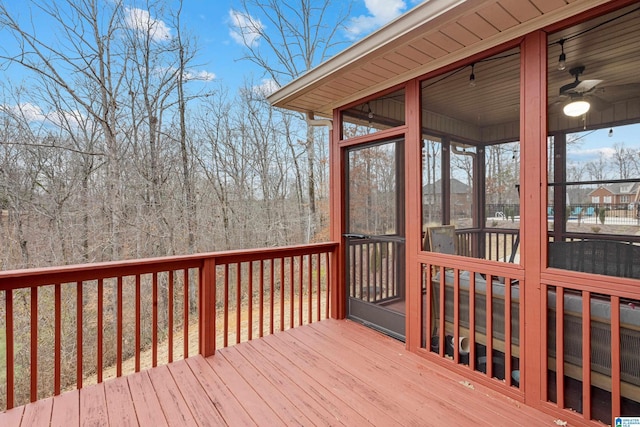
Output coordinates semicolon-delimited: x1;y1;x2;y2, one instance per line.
268;0;612;116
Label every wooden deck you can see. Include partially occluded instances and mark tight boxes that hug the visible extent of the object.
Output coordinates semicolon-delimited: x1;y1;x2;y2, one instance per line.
1;319;560;426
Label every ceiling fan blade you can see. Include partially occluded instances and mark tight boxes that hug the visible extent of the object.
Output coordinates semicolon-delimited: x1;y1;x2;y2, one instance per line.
572;79;603;93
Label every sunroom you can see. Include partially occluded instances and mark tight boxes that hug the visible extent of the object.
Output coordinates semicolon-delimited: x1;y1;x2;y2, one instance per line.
270;0;640;424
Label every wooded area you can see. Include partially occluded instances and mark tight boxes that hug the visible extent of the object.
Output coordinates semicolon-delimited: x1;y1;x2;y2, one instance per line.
0;0;347;271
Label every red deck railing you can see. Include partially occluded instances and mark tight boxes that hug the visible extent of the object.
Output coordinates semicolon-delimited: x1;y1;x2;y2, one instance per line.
0;242;337;411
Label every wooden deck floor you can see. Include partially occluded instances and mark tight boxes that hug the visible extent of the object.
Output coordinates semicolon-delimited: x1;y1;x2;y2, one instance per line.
1;319;560;426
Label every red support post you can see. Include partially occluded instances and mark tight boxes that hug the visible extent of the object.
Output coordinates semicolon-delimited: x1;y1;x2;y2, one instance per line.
199;258;217;357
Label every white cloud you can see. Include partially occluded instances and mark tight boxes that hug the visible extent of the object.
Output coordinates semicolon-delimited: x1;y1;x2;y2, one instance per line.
345;0;407;40
124;7;172;42
2;103;85;128
568;147;616;159
184;69;216;82
2;102;45;122
229;9;264;48
253;78;280;97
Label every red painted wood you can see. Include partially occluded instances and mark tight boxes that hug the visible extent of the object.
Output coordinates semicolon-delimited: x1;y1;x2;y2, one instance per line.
223;264;229;347
325;252;330;319
439;265;445;357
520;30;547;407
21;396;53;426
269;259;274;335
469;270;476;371
199;258;216;357
218;346;313;425
611;295;621;418
0;406;24;427
185;356;256;425
135;274;141;372
97;278;103;384
76;282;83;390
248;262;254;340
152;272;158;367
6;289;14;409
298;256;303;326
0;243;336;290
168;271;174;363
205;348;282;425
80;382;107;427
54;284;61;395
582;291;591;420
126;371;168;427
117;276;123;377
307;255;312;324
249;336;371;426
225;344;334;426
280;258;285;331
290;257;294;329
50;390;79;427
316;254;321;322
147;364;197;427
183;269;189;359
166;359;226;424
504;277;512;387
30;286;38;402
556;286;565;409
453;268;460;364
104;376;137;427
259;259;264;338
486;274;494;379
236;264;241;344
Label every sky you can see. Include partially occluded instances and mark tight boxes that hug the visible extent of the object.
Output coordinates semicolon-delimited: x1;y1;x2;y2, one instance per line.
0;0;424;94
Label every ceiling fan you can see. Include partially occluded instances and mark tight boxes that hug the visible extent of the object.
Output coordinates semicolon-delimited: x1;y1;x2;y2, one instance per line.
551;66;640;117
554;66;605;117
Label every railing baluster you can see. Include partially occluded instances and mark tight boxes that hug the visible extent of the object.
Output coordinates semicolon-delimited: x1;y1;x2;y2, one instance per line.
325;252;330;319
183;269;189;359
453;269;460;364
469;272;476;371
30;286;38;402
504;277;512;387
152;273;158;368
316;253;321;322
486;274;493;379
280;258;285;331
97;278;103;383
249;262;254;340
611;295;621;418
76;281;83;389
236;263;242;344
54;283;61;395
6;289;14;409
290;257;294;329
270;259;274;335
582;291;591;420
259;259;264;338
298;255;303;326
308;254;312;324
556;286;565;409
223;264;229;348
135;275;141;372
168;271;174;363
117;276;123;377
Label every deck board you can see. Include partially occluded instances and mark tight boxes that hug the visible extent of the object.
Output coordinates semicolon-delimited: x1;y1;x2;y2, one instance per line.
50;390;79;427
2;319;562;426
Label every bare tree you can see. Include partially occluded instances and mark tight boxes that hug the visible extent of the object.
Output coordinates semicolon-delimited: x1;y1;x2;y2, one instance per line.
230;0;353;240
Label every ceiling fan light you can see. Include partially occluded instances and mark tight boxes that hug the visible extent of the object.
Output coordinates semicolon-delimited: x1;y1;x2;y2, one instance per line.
563;99;590;117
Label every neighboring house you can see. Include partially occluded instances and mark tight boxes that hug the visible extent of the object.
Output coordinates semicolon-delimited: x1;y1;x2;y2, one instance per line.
423;178;471;216
589;182;640;206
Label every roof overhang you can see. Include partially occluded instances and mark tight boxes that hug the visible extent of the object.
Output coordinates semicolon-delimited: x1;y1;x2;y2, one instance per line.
268;0;613;117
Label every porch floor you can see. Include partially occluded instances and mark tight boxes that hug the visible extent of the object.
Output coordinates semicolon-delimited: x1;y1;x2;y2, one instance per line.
1;319;559;426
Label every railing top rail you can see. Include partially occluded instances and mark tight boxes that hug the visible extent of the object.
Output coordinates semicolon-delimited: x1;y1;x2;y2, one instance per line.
0;242;338;290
